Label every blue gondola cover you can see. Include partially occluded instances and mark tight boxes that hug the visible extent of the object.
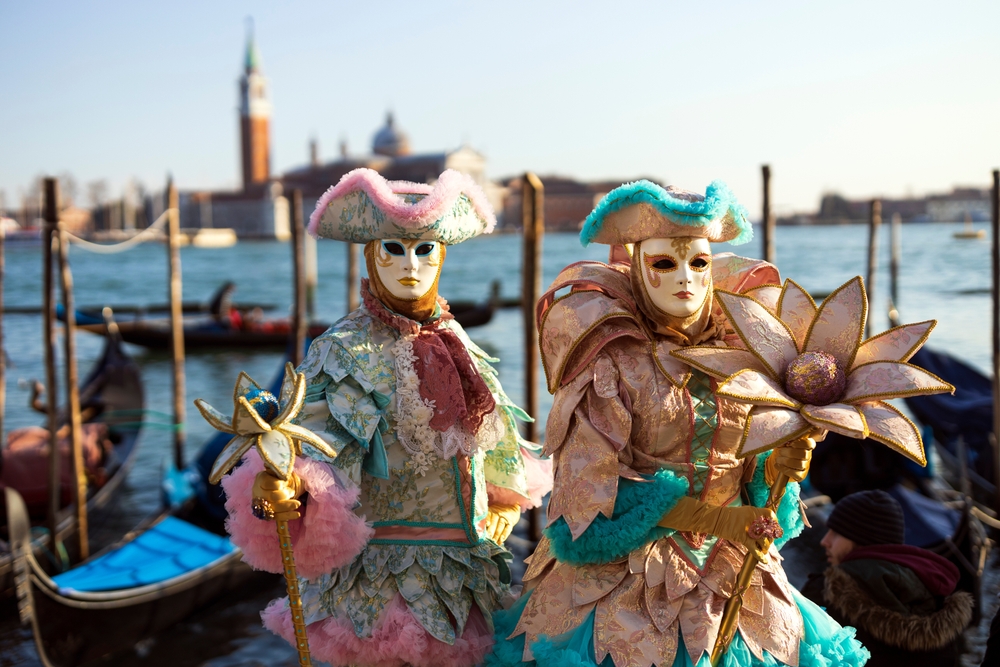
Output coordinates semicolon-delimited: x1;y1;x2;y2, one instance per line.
52;516;235;593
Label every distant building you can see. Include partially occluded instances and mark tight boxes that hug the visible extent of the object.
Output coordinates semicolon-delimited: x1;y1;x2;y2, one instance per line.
239;34;272;189
926;187;991;222
502;176;664;232
280;112;507;223
780;185;991;226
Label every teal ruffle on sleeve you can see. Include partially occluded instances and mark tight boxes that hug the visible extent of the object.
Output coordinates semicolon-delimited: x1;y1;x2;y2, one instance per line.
746;453;804;550
545;468;688;566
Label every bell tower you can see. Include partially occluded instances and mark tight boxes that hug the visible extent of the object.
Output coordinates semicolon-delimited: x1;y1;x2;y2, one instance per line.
239;20;271;190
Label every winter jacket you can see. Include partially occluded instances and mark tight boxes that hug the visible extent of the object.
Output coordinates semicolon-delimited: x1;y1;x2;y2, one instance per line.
802;544;973;667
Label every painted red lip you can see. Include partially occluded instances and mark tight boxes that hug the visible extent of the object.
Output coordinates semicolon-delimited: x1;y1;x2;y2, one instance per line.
673;291;693;299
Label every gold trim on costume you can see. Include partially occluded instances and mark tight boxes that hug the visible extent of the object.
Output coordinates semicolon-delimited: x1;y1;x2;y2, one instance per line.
801;277;867;372
714;289;801;380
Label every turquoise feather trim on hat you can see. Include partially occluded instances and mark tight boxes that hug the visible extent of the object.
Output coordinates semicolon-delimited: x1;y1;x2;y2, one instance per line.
580;179;753;247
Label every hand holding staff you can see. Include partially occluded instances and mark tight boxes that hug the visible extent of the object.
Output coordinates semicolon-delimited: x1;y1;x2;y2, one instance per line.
195;363;339;667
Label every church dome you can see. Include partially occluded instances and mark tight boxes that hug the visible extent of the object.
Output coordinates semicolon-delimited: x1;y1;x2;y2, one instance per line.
372;112;411;157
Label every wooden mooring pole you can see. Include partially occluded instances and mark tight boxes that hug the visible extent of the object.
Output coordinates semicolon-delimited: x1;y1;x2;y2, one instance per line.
991;169;1000;517
0;215;5;447
57;225;88;559
761;165;775;265
166;178;186;470
889;213;902;327
43;178;61;553
522;173;544;542
346;243;360;314
305;235;318;320
866;199;882;339
290;190;307;366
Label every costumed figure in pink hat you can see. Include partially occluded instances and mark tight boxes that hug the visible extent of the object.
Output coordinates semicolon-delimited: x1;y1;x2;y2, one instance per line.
219;168;551;667
487;180;872;667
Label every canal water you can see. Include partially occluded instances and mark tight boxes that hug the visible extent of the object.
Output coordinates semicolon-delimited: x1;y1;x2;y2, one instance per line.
0;222;994;665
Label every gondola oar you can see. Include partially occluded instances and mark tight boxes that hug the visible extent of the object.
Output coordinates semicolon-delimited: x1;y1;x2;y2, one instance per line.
195;363;339;667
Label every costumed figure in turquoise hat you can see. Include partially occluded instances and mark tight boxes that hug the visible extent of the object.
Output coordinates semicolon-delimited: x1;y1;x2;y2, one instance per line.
486;181;871;667
219;168;552;667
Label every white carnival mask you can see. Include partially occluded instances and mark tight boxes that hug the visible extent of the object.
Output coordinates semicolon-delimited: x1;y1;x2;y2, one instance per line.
638;236;713;318
373;238;443;300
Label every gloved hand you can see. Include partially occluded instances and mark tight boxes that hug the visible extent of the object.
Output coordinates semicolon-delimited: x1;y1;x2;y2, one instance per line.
657;496;777;560
252;470;305;521
485;504;521;544
765;434;818;484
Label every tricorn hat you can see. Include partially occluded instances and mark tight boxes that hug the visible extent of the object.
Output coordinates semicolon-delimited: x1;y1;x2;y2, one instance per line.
309;168;496;244
580;180;752;247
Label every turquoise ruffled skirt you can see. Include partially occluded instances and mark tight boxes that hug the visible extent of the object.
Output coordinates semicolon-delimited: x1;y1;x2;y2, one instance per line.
486;587;869;667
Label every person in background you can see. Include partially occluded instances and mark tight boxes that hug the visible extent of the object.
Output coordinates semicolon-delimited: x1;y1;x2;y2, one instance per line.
802;489;973;666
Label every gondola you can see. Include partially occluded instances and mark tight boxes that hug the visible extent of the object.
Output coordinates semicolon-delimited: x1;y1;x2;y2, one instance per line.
74;296;497;351
7;360;289;665
0;328;144;600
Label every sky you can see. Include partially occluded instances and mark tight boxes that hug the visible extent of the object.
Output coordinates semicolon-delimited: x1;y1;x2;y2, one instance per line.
2;0;998;217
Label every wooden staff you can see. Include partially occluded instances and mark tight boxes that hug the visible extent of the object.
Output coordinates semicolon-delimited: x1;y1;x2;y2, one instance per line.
522;172;544;542
166;178;186;469
290;190;307;366
346;242;359;313
992;169;999;517
57;225;88;559
866;199;882;338
42;178;61;552
761;165;775;265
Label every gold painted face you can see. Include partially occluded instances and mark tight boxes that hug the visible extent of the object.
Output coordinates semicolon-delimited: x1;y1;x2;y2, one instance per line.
639;237;712;318
374;238;443;300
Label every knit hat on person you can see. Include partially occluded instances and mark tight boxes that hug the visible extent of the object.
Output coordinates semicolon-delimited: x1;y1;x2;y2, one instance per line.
827;489;906;546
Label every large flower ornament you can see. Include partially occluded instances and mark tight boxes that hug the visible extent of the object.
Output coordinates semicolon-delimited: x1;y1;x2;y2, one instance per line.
194;363;335;483
671;277;954;464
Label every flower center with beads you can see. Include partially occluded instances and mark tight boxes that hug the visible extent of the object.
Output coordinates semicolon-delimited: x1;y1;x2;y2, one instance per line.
783;351;845;405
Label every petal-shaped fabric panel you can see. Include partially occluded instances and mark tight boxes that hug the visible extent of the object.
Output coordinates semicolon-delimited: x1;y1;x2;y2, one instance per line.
851;321;936;371
859;401;926;466
194;399;236;434
801;403;867;439
208;435;254;484
233;371;262;408
716;291;798;381
842;361;954;404
669;346;769;380
804;277;866;371
282;423;338;458
258;430;295;480
716;369;801;409
274;371;306;427
654;340;693;388
279;362;297;408
234;396;271;434
744;285;781;313
738;406;813;458
777;279;818;350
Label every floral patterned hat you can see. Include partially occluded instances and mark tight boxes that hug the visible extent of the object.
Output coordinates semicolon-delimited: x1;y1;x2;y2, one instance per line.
308;168;496;244
580;179;753;247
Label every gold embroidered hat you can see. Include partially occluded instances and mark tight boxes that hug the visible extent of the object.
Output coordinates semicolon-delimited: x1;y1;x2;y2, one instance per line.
580;180;752;246
308;168;496;245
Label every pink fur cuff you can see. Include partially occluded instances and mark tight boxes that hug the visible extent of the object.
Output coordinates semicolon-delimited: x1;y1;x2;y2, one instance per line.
221;450;373;579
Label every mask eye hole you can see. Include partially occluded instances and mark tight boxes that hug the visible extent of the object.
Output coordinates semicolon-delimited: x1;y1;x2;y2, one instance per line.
382;242;405;256
414;243;436;257
651;258;676;271
690;256;710;270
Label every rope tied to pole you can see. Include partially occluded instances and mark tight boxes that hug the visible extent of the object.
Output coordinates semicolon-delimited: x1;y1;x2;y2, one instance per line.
62;209;174;254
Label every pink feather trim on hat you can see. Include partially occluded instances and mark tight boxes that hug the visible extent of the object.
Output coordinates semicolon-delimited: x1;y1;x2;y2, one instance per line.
308;168;496;238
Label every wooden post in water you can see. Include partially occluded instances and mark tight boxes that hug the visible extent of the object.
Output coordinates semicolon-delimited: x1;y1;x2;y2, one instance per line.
761;165;775;265
866;199;882;339
991;169;1000;517
290;190;307;366
889;213;902;327
346;243;360;314
0;216;5;445
166;178;186;470
57;225;88;559
43;178;61;552
522;173;544;541
305;235;318;320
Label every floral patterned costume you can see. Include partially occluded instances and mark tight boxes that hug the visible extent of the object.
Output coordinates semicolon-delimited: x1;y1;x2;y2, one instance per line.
488;180;868;667
221;169;551;667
